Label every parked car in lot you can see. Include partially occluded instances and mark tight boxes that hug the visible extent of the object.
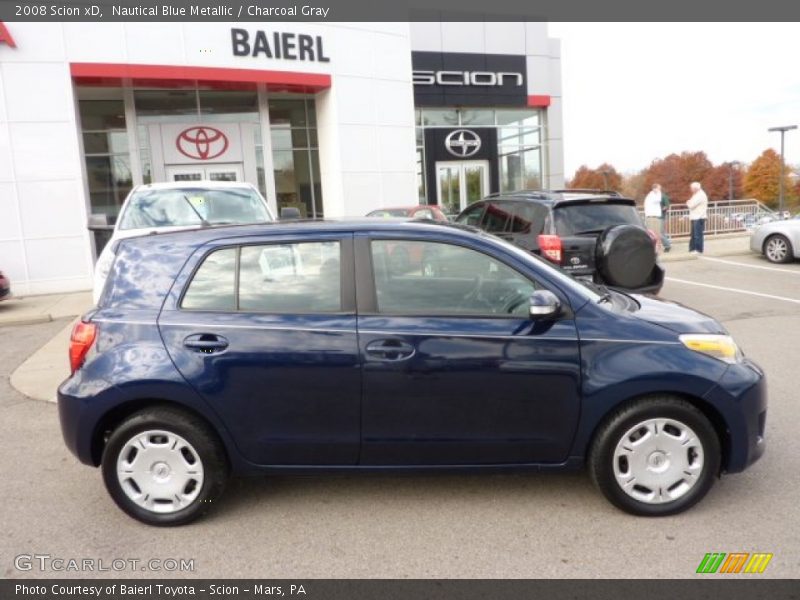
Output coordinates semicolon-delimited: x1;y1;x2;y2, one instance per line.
366;205;449;222
750;218;800;263
0;269;10;301
90;182;275;303
456;190;664;294
59;219;766;525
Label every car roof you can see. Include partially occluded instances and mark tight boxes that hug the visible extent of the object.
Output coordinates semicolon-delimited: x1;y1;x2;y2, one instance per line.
119;218;470;246
479;189;634;207
133;181;258;191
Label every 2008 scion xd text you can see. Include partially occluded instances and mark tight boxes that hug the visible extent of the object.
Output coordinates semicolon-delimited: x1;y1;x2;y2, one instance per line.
58;220;766;525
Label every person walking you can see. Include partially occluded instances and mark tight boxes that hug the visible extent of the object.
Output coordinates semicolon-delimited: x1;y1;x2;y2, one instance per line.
643;183;664;252
686;181;708;254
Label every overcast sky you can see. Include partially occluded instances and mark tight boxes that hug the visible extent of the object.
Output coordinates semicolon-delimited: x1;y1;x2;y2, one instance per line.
548;23;800;177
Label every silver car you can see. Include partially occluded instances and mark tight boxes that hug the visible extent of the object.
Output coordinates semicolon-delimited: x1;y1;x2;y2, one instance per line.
750;218;800;263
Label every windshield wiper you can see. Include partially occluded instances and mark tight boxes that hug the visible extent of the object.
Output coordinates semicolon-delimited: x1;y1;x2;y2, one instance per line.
182;195;210;227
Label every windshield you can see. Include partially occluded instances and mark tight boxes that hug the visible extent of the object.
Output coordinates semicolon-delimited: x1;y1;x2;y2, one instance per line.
554;202;642;236
118;187;273;230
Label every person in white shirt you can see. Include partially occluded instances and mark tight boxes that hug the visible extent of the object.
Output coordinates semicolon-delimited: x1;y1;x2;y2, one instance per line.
643;183;664;252
686;181;709;254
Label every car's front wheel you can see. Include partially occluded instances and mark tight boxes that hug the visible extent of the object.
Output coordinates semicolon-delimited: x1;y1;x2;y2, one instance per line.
101;407;229;526
763;234;793;264
589;397;720;516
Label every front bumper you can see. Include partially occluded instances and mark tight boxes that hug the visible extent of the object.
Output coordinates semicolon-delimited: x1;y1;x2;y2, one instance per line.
704;358;767;473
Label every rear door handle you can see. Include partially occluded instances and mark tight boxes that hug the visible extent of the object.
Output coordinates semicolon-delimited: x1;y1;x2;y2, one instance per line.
183;334;229;354
365;339;415;361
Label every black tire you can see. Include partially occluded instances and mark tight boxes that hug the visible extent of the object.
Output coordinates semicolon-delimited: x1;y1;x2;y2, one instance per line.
588;396;720;516
763;234;794;264
595;225;656;289
101;406;230;526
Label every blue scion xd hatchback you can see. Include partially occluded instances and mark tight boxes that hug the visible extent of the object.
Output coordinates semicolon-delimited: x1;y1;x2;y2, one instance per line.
58;220;767;525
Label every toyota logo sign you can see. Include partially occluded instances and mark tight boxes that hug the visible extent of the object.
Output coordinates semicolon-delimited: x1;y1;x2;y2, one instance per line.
176;126;229;160
445;129;481;158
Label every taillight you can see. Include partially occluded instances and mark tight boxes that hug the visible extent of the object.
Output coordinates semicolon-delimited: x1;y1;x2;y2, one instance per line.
538;234;563;263
69;321;97;374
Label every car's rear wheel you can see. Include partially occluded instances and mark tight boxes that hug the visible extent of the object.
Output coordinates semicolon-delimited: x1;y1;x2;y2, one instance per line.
589;397;720;516
763;234;793;264
101;407;229;526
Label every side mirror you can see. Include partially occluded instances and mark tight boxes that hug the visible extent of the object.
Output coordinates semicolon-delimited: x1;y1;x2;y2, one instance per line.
87;213;112;231
280;207;302;220
528;290;561;319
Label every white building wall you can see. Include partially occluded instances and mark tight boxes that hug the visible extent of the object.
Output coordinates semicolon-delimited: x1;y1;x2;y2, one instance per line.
0;21;418;295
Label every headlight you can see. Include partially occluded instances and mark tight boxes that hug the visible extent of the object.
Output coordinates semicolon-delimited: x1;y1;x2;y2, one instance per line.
679;334;742;364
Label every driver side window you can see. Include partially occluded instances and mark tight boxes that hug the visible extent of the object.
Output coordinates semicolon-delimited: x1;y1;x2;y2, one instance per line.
370;240;537;317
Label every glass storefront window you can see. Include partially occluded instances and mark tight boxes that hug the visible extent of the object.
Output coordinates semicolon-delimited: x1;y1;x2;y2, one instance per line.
496;109;540;128
78;100;126;130
82;131;129;155
421;109;459;126
269;97;322;218
460;109;494;126
134;90;197;116
500;147;541;192
199;90;258;117
84;155;133;215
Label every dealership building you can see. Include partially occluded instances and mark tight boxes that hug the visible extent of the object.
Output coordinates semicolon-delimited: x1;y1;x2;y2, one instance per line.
0;21;563;295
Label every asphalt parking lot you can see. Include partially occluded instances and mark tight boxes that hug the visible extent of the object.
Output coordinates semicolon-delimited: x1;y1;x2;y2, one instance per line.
1;252;798;579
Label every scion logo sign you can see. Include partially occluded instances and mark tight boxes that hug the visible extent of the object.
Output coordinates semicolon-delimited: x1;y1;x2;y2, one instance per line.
445;130;482;158
0;21;16;48
412;51;528;107
176;127;229;160
414;71;523;87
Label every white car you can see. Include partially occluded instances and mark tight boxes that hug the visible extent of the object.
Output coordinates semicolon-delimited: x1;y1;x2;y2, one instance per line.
750;218;800;263
91;181;275;303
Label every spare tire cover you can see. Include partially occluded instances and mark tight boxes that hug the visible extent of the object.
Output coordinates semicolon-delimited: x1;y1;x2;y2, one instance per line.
596;225;656;289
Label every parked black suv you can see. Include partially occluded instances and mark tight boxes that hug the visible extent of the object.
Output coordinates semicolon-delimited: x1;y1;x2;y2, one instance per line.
456;190;664;293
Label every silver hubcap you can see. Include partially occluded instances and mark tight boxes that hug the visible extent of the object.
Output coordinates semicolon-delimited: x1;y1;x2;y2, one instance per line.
613;418;704;504
116;430;204;514
766;238;787;261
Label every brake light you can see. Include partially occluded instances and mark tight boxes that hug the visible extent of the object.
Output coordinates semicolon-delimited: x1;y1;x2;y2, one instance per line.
538;234;563;263
69;321;97;374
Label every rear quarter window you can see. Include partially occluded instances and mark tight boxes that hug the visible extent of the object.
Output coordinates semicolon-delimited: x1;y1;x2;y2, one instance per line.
553;202;643;236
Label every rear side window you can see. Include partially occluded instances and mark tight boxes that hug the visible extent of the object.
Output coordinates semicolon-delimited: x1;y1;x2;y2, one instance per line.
553;203;643;236
508;203;548;236
455;203;485;226
181;241;341;313
481;203;512;233
180;248;236;310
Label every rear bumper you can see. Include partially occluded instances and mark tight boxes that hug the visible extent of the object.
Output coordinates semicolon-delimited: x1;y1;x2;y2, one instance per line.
704;359;767;473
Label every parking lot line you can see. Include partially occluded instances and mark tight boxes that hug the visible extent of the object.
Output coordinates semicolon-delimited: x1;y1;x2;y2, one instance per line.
665;277;800;305
699;255;800;275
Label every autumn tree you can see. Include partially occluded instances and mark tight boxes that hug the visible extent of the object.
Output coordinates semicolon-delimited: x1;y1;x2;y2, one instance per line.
642;151;713;203
702;162;744;201
620;170;648;201
567;163;623;191
743;149;798;207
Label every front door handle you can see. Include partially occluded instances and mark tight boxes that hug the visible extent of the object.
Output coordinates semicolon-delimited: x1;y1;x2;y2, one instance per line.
365;339;415;361
183;334;229;354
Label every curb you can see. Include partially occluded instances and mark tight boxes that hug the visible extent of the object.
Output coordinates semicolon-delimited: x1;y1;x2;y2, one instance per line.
660;250;753;263
0;313;53;327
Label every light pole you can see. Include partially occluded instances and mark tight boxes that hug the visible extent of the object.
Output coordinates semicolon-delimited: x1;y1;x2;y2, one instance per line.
768;125;797;214
728;160;741;201
601;170;610;191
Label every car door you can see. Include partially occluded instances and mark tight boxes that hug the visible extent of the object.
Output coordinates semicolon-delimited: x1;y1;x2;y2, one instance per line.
158;233;360;466
355;234;582;466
